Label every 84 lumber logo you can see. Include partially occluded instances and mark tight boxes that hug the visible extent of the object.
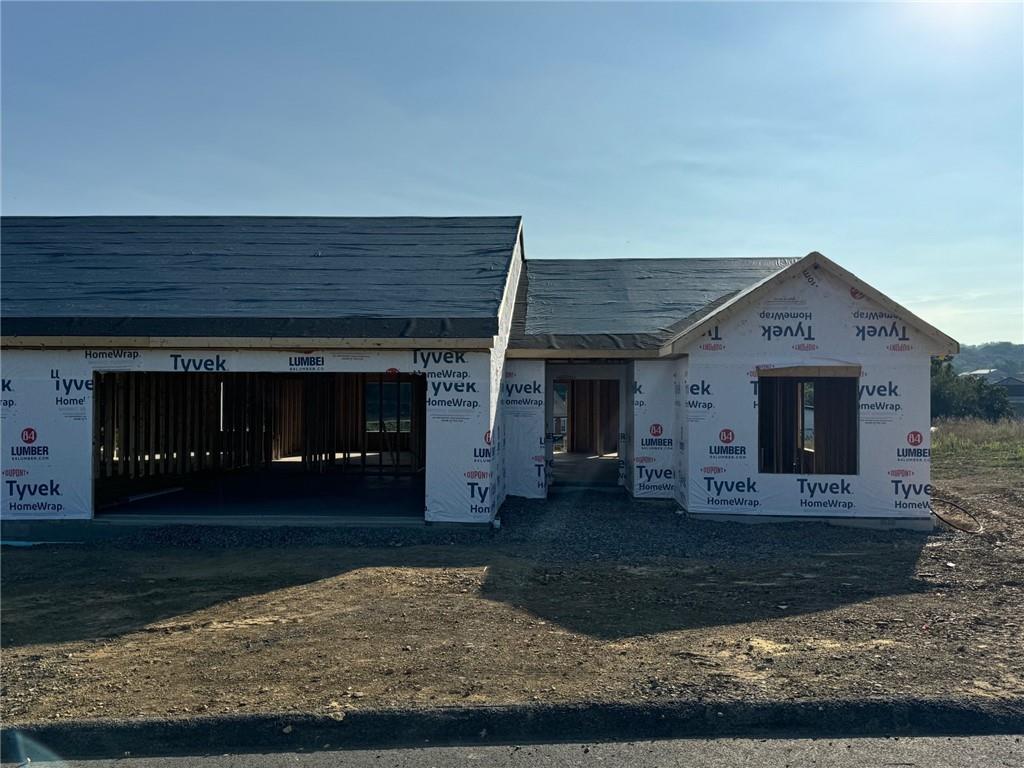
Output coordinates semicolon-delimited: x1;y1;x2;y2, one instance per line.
10;427;49;460
641;423;672;448
708;428;746;458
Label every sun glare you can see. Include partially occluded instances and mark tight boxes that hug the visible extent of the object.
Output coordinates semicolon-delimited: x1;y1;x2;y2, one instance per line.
908;1;1007;45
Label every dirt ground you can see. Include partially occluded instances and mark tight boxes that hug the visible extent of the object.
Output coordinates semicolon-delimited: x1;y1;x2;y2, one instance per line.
2;428;1022;724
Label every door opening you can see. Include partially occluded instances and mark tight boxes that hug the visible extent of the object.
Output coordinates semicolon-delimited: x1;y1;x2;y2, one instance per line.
551;378;620;487
92;371;427;517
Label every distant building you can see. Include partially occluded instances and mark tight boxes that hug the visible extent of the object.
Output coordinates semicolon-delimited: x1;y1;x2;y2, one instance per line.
994;376;1024;417
958;368;1008;384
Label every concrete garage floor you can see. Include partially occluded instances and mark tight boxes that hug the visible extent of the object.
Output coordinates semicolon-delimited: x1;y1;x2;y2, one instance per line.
100;466;424;521
550;451;620;488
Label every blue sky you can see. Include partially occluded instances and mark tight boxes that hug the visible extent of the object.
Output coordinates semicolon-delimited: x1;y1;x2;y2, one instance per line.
2;1;1021;344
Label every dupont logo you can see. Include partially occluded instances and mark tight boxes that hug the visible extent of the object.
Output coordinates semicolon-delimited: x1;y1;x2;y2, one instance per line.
650;424;663;437
464;470;489;480
719;429;735;444
792;342;819;351
907;431;924;447
484;430;492;446
2;468;29;478
386;367;400;376
886;342;913;352
888;468;914;478
531;455;545;463
850;287;865;300
701;465;726;474
21;427;37;444
634;455;655;464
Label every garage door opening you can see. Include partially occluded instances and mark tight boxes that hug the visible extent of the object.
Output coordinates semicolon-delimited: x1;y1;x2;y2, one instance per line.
551;378;620;487
92;372;426;517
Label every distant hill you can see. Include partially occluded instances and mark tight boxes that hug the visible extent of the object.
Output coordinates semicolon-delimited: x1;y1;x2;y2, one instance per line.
951;342;1024;375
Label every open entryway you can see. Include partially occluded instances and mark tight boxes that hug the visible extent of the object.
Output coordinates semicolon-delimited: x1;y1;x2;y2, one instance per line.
548;363;627;488
92;372;426;518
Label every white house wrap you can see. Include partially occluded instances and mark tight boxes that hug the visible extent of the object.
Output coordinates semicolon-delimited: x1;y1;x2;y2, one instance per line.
1;216;956;525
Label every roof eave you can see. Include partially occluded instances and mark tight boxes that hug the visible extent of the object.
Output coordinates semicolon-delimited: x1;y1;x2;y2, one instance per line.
0;335;496;351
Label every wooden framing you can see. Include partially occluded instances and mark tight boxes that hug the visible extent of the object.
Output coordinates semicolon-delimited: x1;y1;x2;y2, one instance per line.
563;379;620;456
92;371;427;507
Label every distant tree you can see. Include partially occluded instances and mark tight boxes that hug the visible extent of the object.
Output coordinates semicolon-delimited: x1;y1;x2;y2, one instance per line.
931;358;1013;420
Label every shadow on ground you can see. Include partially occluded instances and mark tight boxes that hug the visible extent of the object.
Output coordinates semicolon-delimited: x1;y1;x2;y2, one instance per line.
1;491;932;646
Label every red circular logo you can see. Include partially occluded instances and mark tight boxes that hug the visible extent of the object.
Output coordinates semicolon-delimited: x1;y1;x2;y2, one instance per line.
484;430;492;446
850;287;865;300
719;428;735;444
907;431;924;447
385;368;399;376
649;423;663;437
21;427;37;445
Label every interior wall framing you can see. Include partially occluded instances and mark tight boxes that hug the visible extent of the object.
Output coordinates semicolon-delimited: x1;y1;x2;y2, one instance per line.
92;371;427;506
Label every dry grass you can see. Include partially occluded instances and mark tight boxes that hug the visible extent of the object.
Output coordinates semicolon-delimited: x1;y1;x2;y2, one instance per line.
932;417;1024;452
931;418;1024;485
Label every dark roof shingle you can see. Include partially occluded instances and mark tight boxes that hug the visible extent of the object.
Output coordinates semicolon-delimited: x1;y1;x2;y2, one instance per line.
510;257;797;350
1;216;522;338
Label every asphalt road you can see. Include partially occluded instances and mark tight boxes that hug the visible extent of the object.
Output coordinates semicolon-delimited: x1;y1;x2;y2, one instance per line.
4;736;1021;767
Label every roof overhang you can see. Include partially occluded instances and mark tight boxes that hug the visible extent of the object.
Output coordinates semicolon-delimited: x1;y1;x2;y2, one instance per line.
0;335;493;350
506;347;662;359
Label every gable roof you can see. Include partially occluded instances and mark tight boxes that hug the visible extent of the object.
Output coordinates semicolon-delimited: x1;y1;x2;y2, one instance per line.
509;257;797;353
0;219;957;357
663;251;959;356
1;216;522;341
